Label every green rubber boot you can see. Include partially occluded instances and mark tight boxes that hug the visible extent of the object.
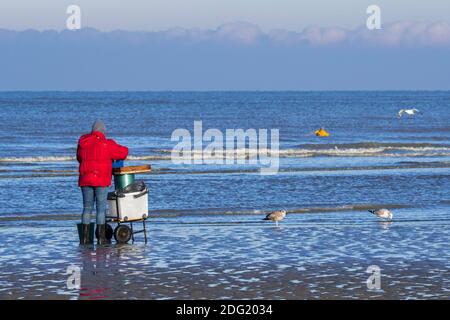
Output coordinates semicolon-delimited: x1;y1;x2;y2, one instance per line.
97;224;107;245
82;224;92;245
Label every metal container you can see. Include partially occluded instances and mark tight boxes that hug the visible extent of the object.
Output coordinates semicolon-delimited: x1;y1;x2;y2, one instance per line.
114;173;135;190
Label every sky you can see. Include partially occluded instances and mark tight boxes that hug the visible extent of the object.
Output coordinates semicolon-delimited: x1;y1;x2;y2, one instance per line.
0;1;450;90
1;0;449;31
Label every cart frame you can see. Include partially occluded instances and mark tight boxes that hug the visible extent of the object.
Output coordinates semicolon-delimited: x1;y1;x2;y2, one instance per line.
106;189;149;244
106;217;148;244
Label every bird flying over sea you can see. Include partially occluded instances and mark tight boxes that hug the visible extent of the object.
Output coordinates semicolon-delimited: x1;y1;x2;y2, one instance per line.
398;108;420;118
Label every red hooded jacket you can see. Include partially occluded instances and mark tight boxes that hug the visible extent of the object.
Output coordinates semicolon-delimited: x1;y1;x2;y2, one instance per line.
77;131;128;187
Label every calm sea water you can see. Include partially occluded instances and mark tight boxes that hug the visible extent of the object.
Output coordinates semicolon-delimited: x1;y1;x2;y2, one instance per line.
0;91;449;299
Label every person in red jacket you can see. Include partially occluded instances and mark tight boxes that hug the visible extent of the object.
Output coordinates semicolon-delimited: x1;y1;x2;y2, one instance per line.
77;120;128;245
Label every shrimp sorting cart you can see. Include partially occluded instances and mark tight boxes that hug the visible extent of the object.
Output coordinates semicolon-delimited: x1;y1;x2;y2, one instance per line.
106;164;152;244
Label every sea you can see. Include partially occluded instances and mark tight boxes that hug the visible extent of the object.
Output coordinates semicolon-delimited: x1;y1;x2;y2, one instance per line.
0;91;449;299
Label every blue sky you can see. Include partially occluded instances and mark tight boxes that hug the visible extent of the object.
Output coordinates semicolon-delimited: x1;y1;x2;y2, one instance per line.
0;1;449;90
1;0;449;31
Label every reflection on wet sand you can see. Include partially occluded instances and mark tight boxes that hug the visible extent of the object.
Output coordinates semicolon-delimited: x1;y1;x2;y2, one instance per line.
0;209;449;299
378;221;393;231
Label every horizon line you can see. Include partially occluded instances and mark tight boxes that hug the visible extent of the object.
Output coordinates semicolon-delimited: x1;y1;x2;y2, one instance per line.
1;89;450;93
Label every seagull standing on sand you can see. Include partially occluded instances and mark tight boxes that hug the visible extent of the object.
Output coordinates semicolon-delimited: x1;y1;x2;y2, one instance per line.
263;210;287;227
368;209;393;221
398;108;420;118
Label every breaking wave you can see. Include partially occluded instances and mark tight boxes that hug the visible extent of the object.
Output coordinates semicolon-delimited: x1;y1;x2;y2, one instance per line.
0;155;171;163
0;142;449;163
0;156;76;163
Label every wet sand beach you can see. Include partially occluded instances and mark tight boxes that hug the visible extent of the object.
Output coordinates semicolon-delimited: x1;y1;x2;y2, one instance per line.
1;208;448;300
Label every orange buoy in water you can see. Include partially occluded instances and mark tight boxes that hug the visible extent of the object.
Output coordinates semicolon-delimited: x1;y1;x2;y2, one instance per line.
314;128;330;137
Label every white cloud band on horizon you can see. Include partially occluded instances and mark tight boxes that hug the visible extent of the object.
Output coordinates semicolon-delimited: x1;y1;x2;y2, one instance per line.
213;20;450;46
2;20;450;47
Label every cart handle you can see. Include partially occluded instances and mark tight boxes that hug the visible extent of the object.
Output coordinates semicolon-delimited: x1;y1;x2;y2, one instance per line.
133;189;149;199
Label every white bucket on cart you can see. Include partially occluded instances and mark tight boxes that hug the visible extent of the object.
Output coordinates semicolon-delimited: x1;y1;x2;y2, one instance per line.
107;187;149;222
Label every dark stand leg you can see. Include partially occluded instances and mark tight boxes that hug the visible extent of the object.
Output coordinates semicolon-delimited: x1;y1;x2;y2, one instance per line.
143;220;147;244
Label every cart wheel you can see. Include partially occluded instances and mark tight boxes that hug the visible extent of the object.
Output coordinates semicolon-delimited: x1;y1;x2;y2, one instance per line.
95;224;113;240
114;225;132;244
